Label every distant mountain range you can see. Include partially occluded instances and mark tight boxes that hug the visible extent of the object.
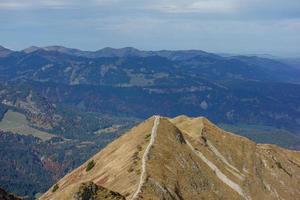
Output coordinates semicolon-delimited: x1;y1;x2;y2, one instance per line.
41;115;300;200
3;45;299;67
0;45;300;199
1;45;300;128
0;45;299;81
18;45;219;60
280;57;300;69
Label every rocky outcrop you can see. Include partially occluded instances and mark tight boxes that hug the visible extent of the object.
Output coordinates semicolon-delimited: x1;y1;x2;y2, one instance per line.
73;182;125;200
0;188;21;200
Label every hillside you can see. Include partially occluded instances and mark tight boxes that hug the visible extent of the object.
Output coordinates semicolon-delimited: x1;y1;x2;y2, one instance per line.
41;116;300;200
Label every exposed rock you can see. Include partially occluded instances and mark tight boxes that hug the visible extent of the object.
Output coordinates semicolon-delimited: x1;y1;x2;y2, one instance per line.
73;182;125;200
0;188;21;200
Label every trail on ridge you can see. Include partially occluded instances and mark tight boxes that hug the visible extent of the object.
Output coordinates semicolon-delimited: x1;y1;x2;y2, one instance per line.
131;116;160;200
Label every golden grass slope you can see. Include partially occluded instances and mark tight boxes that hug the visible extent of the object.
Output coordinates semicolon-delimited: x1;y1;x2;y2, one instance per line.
40;116;157;200
40;115;300;200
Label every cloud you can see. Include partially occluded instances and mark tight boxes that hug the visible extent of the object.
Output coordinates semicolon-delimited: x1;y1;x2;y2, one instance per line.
149;0;238;14
0;0;124;10
1;0;299;20
0;0;75;10
147;0;300;20
1;0;300;56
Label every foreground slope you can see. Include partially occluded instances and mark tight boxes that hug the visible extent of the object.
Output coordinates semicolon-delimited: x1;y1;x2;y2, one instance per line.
41;116;300;200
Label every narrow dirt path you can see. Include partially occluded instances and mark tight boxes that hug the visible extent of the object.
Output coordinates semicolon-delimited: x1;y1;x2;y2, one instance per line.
131;116;160;200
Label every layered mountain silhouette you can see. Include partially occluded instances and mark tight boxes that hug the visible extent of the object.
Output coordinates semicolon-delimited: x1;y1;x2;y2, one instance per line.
1;45;300;132
18;45;218;60
40;116;300;200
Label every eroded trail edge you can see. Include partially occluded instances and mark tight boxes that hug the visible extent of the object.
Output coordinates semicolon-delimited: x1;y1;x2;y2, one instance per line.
186;140;251;200
131;116;160;200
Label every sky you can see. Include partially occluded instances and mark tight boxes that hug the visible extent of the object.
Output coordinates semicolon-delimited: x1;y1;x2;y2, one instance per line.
0;0;300;56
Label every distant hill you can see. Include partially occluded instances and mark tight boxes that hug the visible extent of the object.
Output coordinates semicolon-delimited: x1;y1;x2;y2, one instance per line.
18;45;219;60
41;115;300;200
280;57;300;69
1;46;299;83
0;46;13;57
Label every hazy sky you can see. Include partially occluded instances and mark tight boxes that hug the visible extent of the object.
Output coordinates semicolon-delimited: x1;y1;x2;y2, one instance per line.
1;0;300;56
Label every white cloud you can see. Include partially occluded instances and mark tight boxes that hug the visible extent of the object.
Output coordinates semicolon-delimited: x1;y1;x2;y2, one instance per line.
0;0;124;10
0;2;29;9
0;0;75;10
1;0;299;20
149;0;238;14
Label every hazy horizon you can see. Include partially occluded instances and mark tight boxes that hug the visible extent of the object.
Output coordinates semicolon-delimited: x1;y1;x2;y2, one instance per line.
1;0;300;57
1;44;295;59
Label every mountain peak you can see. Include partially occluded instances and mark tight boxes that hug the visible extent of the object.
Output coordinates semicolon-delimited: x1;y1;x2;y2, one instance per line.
0;45;13;57
40;115;300;200
100;47;140;51
22;46;41;53
42;45;82;53
0;45;7;50
43;45;70;51
95;47;142;57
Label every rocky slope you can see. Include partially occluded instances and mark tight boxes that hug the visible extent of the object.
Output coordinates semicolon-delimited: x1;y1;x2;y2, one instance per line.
40;115;300;200
73;182;125;200
0;187;20;200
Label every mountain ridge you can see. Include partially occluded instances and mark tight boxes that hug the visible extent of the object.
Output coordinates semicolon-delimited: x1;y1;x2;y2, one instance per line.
1;45;299;82
17;45;219;60
0;46;13;57
40;115;300;200
1;45;299;65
